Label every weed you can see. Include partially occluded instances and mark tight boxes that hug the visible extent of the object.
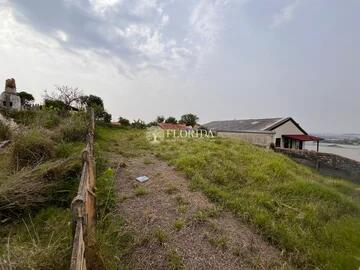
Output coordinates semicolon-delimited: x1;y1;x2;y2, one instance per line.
174;218;185;231
134;186;148;196
143;158;154;165
207;234;228;250
153;227;168;244
175;195;189;214
167;249;185;270
164;183;180;195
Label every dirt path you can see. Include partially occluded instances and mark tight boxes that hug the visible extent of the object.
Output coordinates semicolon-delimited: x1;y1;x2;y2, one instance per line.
115;154;290;270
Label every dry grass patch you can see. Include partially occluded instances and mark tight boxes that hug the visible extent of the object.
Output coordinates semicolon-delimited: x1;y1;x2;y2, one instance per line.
0;158;81;221
12;129;55;170
134;186;148;196
164;183;180;195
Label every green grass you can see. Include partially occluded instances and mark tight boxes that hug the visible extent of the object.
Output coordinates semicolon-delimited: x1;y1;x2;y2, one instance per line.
0;207;72;270
95;165;133;269
93;125;360;269
96;124;151;158
94;125;144;269
154;137;360;269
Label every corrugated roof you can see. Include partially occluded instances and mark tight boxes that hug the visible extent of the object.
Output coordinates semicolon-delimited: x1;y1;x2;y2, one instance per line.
203;118;285;132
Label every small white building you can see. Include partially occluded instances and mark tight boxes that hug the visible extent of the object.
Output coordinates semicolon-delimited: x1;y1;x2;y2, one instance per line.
0;78;21;111
203;117;322;150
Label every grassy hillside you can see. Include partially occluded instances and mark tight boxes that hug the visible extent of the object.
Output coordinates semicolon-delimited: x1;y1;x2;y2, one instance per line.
154;137;360;269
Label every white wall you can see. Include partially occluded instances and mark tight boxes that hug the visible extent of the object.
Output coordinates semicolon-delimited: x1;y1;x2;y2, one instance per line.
272;120;305;147
218;131;275;147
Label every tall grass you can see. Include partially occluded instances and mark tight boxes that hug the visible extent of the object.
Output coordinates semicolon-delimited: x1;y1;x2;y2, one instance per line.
154;137;360;269
0;108;87;269
0;207;72;270
12;129;55;170
0;121;11;141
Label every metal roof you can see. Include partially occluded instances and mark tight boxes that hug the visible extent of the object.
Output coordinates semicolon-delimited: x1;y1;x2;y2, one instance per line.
203;118;285;132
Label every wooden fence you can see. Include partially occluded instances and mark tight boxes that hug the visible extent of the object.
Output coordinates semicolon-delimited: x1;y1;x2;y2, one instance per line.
70;110;96;270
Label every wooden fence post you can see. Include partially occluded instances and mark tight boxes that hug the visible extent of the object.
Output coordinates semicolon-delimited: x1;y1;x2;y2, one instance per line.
70;108;96;270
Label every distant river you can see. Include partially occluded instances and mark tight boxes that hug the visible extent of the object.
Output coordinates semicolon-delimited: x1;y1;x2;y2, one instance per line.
304;142;360;162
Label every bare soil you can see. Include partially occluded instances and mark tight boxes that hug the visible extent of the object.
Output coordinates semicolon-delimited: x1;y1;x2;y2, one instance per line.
115;154;291;270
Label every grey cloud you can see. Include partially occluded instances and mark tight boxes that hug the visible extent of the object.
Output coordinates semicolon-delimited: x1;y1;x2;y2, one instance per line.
8;0;192;72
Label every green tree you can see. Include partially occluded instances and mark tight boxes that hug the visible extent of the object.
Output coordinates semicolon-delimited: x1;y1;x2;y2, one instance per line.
44;99;67;111
165;116;177;124
103;112;112;123
118;116;130;126
80;95;106;120
17;91;34;107
156;115;165;123
80;95;104;108
131;119;146;129
179;113;199;127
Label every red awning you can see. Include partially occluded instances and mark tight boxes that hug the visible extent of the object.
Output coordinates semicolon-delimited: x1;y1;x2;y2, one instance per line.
282;135;323;142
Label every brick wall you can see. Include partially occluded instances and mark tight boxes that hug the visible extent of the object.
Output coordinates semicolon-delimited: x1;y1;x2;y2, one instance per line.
275;148;360;183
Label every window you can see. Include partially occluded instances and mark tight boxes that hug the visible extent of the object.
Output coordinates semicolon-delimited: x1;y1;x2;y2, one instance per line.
2;101;5;106
275;138;281;147
9;102;13;107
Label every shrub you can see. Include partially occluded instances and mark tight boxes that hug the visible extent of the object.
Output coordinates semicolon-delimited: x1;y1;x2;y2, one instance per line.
34;110;61;129
0;121;11;140
5;110;37;126
60;113;88;142
12;129;55;169
118;117;130;126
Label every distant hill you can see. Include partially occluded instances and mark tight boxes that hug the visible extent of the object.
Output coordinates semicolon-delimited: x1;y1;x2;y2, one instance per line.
311;133;360;145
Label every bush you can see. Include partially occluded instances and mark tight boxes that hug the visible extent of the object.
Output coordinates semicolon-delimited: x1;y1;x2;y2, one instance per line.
0;121;11;140
34;110;61;129
12;129;55;169
118;117;130;126
60;113;88;142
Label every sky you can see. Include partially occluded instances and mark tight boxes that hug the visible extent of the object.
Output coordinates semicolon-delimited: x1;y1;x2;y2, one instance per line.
0;0;359;133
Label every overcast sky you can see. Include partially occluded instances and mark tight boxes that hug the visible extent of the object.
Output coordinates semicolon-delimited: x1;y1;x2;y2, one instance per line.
1;0;359;133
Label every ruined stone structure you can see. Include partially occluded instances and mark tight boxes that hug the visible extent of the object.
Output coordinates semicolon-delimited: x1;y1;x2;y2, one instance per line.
0;78;21;110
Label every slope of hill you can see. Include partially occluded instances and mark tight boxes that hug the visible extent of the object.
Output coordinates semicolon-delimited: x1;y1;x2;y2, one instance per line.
155;136;360;269
96;125;360;270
